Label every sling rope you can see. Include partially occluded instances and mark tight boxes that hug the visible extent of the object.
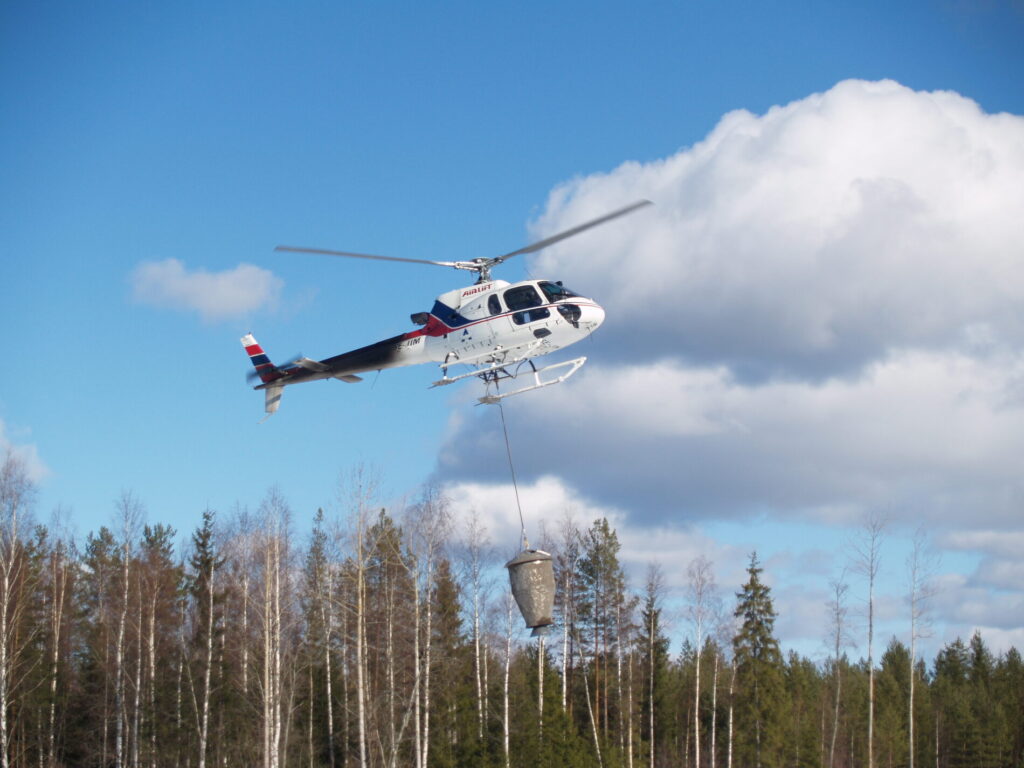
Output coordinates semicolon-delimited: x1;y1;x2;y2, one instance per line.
497;399;529;549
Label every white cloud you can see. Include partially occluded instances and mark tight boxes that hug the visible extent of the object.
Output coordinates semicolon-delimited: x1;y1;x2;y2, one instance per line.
441;349;1024;529
940;529;1024;557
0;420;49;483
529;79;1024;379
130;258;283;321
443;474;626;556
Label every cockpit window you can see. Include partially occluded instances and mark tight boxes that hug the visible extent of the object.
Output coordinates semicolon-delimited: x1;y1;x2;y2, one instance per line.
538;281;581;302
488;293;502;315
504;285;543;310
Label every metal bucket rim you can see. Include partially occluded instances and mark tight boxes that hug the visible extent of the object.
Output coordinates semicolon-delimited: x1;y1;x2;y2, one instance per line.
504;548;553;569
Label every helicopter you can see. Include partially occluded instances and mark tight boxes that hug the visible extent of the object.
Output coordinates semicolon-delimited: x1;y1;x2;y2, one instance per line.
242;200;651;418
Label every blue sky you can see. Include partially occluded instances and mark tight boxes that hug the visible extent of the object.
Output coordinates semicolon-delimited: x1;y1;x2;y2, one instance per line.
3;1;1024;658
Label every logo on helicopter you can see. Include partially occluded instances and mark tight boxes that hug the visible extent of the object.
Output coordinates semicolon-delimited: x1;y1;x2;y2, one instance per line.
461;283;492;298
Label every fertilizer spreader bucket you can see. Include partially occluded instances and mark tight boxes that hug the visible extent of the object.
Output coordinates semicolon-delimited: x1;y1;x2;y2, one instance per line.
505;548;555;632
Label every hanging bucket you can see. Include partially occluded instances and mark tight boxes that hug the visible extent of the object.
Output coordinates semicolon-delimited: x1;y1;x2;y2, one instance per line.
506;549;555;632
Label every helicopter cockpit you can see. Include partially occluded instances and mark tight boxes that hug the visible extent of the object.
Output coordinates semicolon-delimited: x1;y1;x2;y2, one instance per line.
537;280;581;302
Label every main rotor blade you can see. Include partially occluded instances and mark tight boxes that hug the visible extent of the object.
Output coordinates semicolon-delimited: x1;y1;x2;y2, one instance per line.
492;199;652;264
275;245;461;269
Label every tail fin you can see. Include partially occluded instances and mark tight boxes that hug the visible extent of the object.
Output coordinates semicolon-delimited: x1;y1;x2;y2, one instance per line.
242;333;283;384
262;384;284;421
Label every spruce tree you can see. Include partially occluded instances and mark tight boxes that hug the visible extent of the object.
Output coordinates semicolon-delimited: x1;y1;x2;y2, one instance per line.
732;552;785;768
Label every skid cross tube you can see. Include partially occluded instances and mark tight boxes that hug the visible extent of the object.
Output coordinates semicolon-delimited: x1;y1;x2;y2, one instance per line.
478;356;586;405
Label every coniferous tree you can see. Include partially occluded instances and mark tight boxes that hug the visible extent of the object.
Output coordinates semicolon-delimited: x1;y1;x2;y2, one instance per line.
732;552;785;768
933;637;972;768
875;637;910;768
782;651;820;768
994;647;1024;767
967;631;1008;768
428;557;475;768
577;518;627;759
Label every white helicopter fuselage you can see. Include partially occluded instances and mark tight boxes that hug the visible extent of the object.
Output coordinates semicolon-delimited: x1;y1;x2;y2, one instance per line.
404;278;606;369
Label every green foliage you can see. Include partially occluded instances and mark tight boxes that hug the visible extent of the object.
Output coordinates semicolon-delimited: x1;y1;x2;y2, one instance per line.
732;551;787;768
1;502;1023;768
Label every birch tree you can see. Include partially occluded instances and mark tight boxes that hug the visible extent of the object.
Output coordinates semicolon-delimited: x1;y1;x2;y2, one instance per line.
0;451;35;768
906;527;937;768
405;486;449;768
853;514;886;768
686;555;719;768
458;510;491;746
43;516;73;768
826;573;852;768
113;492;142;768
638;564;668;768
188;510;223;768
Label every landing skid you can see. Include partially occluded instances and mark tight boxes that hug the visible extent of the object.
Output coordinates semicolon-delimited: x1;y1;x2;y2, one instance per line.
476;357;586;405
431;344;586;404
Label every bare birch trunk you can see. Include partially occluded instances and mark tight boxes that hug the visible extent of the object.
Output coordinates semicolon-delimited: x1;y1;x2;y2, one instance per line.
242;568;250;698
350;504;368;768
616;602;624;757
627;643;634;768
198;555;215;768
855;515;885;768
412;577;422;768
175;601;184;768
687;556;716;768
421;555;433;768
387;566;396;758
272;531;283;768
132;577;143;768
727;660;736;768
47;537;69;768
503;592;512;768
562;596;570;711
115;493;139;768
694;643;701;768
0;510;14;768
308;664;315;768
322;564;336;768
711;651;719;768
827;576;849;768
649;605;656;768
148;594;157;768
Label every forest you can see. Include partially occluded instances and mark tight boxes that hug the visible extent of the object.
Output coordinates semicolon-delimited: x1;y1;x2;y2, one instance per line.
1;451;1022;768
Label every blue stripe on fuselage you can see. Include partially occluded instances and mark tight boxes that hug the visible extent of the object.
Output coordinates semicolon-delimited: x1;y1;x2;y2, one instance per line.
430;300;472;329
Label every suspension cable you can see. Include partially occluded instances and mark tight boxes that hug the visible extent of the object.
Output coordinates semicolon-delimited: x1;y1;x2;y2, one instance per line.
497;399;528;550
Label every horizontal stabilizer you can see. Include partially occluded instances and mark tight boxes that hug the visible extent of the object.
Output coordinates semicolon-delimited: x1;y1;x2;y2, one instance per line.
294;357;330;372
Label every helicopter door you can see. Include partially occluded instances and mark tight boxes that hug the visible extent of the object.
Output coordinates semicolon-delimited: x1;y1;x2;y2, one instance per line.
503;284;551;335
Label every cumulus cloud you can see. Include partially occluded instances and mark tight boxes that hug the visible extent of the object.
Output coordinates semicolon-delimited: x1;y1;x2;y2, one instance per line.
443;474;626;555
441;350;1024;528
530;79;1024;380
438;80;1024;528
130;258;283;321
